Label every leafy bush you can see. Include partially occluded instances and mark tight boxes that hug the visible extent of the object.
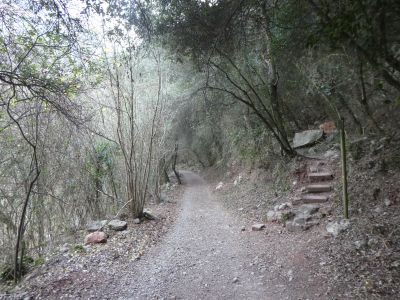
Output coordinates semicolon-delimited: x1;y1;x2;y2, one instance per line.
73;244;86;254
0;263;28;282
33;257;45;266
239;147;258;160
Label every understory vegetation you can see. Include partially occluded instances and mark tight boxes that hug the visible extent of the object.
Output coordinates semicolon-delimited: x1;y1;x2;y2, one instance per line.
0;0;399;286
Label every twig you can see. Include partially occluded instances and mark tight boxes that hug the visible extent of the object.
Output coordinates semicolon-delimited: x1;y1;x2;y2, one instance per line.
112;198;133;220
97;189;117;201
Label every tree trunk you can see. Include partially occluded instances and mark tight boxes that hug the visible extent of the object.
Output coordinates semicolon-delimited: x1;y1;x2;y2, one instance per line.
172;144;181;184
14;168;40;282
159;156;170;184
357;56;384;133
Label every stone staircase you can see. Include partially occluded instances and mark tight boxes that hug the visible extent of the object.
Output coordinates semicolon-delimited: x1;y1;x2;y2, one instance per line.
281;161;336;232
294;163;335;205
267;158;337;232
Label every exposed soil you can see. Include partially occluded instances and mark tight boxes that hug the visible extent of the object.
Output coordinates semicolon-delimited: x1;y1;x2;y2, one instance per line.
208;133;400;299
2;171;330;300
2;135;400;300
0;185;183;300
93;171;327;300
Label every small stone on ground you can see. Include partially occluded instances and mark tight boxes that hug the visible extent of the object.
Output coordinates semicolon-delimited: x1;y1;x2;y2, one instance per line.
252;224;265;231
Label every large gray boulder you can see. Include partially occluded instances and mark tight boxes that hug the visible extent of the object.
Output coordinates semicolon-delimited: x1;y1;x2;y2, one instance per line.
293;130;324;148
298;204;320;216
286;204;320;232
286;220;310;232
87;220;108;232
266;210;283;222
326;220;350;237
143;210;158;220
108;219;127;231
266;210;294;222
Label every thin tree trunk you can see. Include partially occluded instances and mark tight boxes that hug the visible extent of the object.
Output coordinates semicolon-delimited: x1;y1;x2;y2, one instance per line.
172;144;181;184
340;118;349;219
336;93;363;134
159;156;170;184
14;168;40;282
36;174;45;255
94;159;102;218
357;56;384;133
261;1;295;156
6;92;41;282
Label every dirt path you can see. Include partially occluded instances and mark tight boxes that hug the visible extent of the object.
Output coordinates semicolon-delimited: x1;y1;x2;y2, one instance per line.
3;171;329;300
97;171;325;300
111;171;267;299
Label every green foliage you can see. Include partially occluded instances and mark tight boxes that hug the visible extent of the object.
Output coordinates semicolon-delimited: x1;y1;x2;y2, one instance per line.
229;125;264;147
1;265;15;282
272;1;309;58
239;148;258;160
228;129;244;146
33;257;45;267
0;1;100;126
281;211;294;222
73;244;86;254
86;141;116;180
94;142;116;170
226;120;268;163
307;1;389;49
22;256;34;265
0;263;28;282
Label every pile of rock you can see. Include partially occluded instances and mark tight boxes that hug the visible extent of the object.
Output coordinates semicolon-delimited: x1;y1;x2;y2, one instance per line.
326;219;350;237
108;220;128;231
84;219;128;244
265;202;332;233
285;204;321;232
266;202;294;222
87;220;108;232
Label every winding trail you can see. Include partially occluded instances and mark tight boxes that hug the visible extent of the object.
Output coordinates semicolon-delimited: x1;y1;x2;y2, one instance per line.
96;171;326;300
3;171;328;300
123;171;268;299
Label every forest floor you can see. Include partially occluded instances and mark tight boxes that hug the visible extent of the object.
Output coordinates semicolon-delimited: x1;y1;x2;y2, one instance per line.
206;132;400;299
2;133;400;300
2;171;329;300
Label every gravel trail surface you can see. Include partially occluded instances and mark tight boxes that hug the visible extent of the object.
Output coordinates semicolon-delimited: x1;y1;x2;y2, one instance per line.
102;171;324;300
3;171;327;300
115;171;269;299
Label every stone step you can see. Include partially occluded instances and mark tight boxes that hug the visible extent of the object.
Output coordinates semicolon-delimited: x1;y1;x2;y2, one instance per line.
308;172;333;182
293;194;329;205
306;184;332;193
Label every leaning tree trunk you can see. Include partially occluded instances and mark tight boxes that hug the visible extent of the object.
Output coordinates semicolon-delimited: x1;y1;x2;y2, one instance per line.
261;2;296;157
